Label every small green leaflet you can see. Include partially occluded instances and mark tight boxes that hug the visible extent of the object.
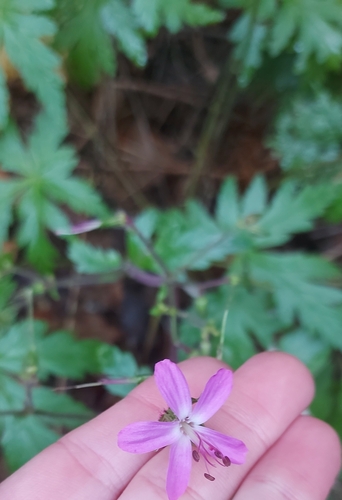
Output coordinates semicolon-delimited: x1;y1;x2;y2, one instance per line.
54;0;146;87
269;91;342;173
216;176;334;248
0;65;9;129
0;320;102;379
101;0;147;67
53;0;115;87
127;175;333;275
180;284;279;369
0;114;107;271
68;239;122;274
1;415;59;471
0;0;65;126
269;0;342;71
0;276;15;328
126;208;160;272
248;252;342;350
0;387;92;471
279;329;331;375
132;0;224;34
97;343;151;397
227;0;342;82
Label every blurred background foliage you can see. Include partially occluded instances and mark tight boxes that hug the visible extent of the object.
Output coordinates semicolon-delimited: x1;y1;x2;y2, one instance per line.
0;0;342;494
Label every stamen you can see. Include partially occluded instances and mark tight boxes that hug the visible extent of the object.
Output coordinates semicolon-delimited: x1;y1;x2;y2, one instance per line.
214;450;224;460
223;456;231;467
204;473;215;481
192;450;200;462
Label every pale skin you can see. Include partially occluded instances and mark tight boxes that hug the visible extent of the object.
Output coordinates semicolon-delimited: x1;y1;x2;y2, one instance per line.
0;352;341;500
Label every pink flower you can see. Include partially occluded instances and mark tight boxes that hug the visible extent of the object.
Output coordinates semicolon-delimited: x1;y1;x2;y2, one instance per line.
118;360;248;500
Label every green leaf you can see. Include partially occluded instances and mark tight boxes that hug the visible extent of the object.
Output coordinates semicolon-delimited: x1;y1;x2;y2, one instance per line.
0;321;45;375
101;0;147;67
228;0;342;82
0;0;65;123
0;373;25;412
0;65;9;129
53;0;115;87
248;252;342;349
0;118;108;271
1;415;59;471
132;0;224;34
32;387;93;428
0;181;20;246
269;91;342;174
230;14;268;86
0;320;103;380
0;277;15;328
68;239;122;274
310;363;335;421
126;208;161;272
224;285;281;350
255;182;334;247
216;177;240;229
98;343;151;397
269;0;342;71
180;285;276;369
241;175;267;217
17;0;55;10
279;329;331;375
38;331;103;379
155;201;234;271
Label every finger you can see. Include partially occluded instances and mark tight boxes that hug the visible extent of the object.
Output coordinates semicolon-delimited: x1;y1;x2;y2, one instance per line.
118;352;315;500
0;356;228;500
233;416;341;500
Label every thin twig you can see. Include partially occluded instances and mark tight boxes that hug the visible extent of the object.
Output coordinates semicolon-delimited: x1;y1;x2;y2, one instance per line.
125;216;170;278
186;0;262;197
53;375;150;392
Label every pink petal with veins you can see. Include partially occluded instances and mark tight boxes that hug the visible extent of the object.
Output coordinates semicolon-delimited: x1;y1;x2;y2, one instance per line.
118;421;181;454
195;425;248;464
166;434;192;500
191;368;233;424
154;359;191;420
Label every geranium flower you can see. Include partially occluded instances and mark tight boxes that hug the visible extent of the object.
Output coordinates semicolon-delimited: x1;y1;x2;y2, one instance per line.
118;359;247;500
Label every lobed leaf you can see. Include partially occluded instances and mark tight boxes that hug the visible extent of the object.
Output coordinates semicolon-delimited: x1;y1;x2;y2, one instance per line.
68;239;122;275
0;0;65;124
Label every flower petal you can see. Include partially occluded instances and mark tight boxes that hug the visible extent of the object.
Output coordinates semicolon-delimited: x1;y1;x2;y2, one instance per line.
154;359;191;420
195;425;248;464
118;421;181;453
191;368;233;424
166;434;192;500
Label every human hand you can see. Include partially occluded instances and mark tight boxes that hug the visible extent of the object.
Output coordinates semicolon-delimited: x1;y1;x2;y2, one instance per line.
0;352;340;499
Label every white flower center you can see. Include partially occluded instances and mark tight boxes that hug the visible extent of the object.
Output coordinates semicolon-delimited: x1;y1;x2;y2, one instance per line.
179;420;199;445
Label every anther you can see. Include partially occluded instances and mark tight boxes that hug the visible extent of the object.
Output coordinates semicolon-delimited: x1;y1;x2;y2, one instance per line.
214;450;224;460
204;473;215;481
192;450;200;462
223;456;231;467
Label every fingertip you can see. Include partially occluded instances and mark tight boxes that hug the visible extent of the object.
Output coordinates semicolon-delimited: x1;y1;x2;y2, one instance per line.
302;416;342;476
236;351;315;406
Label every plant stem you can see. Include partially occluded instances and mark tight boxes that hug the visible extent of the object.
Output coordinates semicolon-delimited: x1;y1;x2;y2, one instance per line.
53;375;150;392
124;215;171;278
186;0;262;197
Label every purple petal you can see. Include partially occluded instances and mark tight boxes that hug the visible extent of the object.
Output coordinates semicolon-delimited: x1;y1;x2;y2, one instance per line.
195;425;248;464
191;368;233;424
118;421;181;453
166;434;192;500
154;360;191;420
